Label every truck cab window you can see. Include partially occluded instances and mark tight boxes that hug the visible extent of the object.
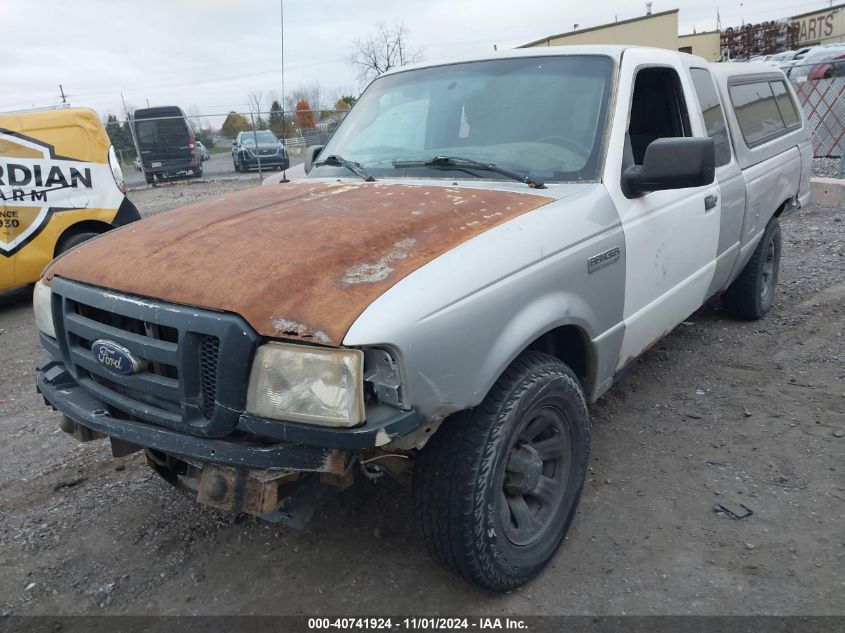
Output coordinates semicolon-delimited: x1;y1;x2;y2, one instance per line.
628;67;691;164
690;68;732;167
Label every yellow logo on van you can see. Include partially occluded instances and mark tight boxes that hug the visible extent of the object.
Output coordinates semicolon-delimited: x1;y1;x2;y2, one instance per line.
0;130;105;256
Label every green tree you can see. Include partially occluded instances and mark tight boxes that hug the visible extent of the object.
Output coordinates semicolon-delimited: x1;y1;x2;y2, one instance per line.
221;111;250;138
338;95;357;108
268;100;285;138
104;114;134;153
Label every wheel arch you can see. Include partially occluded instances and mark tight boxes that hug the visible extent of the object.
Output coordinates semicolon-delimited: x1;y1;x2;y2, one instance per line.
54;220;113;257
524;324;595;397
773;196;795;218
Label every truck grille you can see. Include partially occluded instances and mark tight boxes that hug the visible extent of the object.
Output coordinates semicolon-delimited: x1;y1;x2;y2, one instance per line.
199;335;220;420
51;278;259;437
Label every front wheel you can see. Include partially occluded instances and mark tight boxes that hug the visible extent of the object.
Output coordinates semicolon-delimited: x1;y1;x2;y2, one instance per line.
413;352;590;591
723;217;782;320
56;231;100;255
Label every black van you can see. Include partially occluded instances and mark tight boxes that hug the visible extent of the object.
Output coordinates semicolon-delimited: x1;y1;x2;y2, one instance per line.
132;106;201;184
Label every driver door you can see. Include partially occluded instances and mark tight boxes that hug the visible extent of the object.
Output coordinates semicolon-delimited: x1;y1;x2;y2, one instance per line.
603;49;722;368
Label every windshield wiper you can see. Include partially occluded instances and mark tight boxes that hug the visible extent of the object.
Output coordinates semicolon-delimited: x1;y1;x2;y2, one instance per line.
315;154;375;182
392;155;545;189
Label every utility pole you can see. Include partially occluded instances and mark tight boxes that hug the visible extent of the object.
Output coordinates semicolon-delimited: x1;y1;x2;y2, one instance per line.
279;0;289;183
120;92;129;120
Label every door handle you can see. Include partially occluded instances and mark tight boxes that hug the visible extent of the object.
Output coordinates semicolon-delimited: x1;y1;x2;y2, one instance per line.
704;194;718;211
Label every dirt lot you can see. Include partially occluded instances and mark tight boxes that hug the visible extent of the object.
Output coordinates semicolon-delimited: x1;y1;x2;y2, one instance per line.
0;180;843;616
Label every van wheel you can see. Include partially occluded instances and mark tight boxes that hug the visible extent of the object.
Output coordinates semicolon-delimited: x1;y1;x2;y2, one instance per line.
413;352;589;592
56;231;100;255
723;217;782;320
144;174;154;185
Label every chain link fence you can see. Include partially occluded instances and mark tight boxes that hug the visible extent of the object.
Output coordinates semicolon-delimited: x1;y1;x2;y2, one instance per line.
105;108;348;189
787;59;845;159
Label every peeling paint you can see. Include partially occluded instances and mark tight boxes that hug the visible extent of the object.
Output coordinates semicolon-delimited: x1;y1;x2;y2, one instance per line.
343;238;417;285
375;429;391;447
271;318;331;343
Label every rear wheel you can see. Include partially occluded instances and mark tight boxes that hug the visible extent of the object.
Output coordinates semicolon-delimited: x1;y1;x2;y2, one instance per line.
723;217;782;320
413;352;590;591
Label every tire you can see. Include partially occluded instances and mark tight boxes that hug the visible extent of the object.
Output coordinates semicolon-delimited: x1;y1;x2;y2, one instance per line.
144;174;154;185
723;216;782;320
233;157;240;172
56;231;100;255
413;352;590;591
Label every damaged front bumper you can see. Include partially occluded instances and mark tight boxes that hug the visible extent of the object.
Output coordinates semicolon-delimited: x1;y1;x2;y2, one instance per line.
37;355;420;525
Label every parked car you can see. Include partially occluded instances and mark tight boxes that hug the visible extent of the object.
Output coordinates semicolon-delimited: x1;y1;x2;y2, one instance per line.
806;52;845;80
231;130;289;171
34;47;810;591
782;44;845;80
196;140;210;161
132;106;202;184
0;107;140;291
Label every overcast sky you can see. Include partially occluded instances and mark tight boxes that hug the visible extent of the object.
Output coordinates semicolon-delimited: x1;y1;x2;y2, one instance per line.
0;0;836;122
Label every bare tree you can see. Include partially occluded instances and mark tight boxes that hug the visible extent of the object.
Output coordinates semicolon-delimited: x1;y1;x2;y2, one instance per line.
248;91;265;115
246;91;270;129
349;22;422;84
285;82;325;116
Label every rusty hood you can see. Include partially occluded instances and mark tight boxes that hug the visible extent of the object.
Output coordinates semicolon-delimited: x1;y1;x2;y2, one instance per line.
45;181;555;345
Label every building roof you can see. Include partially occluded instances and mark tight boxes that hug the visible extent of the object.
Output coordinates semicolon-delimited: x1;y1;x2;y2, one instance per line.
791;2;845;20
518;9;679;48
678;30;720;38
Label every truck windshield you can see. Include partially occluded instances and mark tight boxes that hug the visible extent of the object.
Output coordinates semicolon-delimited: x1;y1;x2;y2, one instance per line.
312;55;613;183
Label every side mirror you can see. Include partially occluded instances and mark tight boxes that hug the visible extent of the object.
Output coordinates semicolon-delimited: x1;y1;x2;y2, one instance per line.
304;145;325;174
623;137;715;197
232;140;237;146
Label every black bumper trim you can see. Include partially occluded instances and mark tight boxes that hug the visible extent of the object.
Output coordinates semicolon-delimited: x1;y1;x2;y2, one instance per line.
37;356;422;467
112;196;141;226
37;358;338;472
238;407;421;450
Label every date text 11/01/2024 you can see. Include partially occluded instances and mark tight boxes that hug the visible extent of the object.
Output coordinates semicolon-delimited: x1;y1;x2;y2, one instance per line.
307;618;528;630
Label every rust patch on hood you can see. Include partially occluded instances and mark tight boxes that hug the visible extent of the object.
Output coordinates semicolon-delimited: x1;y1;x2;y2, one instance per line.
45;181;554;345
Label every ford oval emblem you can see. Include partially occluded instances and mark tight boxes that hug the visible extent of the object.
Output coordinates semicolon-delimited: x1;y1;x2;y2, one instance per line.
91;339;142;376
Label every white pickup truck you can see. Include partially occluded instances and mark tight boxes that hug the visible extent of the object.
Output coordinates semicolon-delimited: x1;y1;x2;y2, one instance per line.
35;46;811;591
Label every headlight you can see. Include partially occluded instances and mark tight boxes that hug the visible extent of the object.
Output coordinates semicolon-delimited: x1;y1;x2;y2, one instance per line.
107;145;126;194
33;280;56;339
246;342;365;427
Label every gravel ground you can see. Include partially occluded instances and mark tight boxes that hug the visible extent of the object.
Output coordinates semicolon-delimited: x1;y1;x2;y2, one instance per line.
126;178;258;217
813;157;844;178
0;180;843;616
